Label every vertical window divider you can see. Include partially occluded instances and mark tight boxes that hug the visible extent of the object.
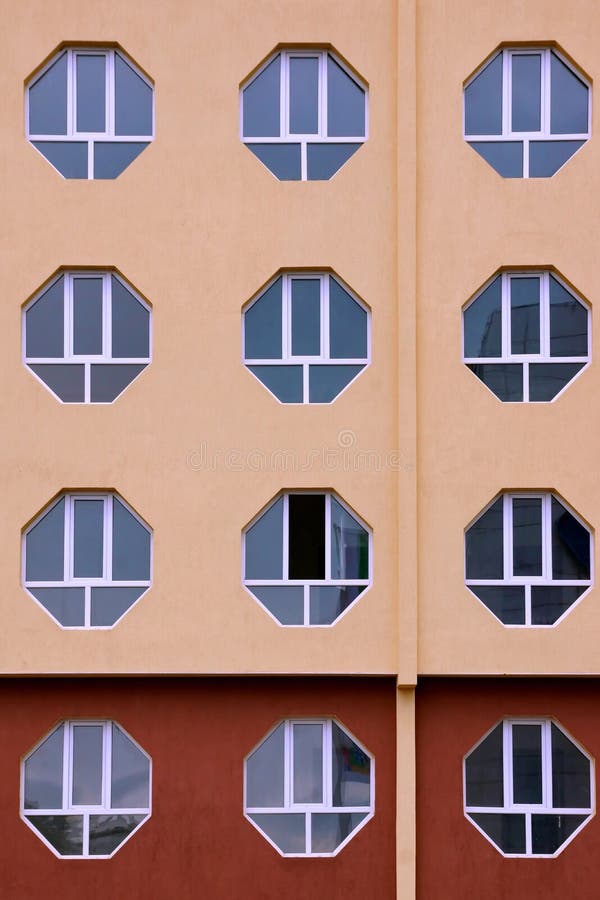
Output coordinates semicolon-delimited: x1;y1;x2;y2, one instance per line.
87;140;94;180
541;720;552;809
65;494;74;581
303;583;310;625
319;52;327;138
324;493;332;581
103;273;112;360
522;138;529;178
285;721;293;807
501;273;510;358
324;719;332;806
106;50;115;137
103;721;112;809
321;274;330;359
82;810;90;857
503;720;513;807
524;583;532;625
281;52;290;139
523;361;530;402
105;494;113;582
282;275;291;361
503;51;511;135
503;494;513;580
282;493;289;579
540;272;550;358
67;50;76;136
305;808;312;855
542;493;553;581
525;811;533;856
62;722;70;810
541;49;551;134
84;585;91;628
302;364;309;402
65;273;73;361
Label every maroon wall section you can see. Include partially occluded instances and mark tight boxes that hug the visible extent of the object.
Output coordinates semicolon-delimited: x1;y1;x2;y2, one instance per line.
0;677;395;900
416;678;600;900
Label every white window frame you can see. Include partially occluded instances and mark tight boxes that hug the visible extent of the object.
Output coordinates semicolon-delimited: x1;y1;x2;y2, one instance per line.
21;719;152;860
243;272;371;404
26;47;155;180
242;490;373;627
23;491;153;630
23;270;152;404
464;717;594;858
244;717;374;857
465;491;593;627
463;47;591;178
240;49;369;181
462;270;590;402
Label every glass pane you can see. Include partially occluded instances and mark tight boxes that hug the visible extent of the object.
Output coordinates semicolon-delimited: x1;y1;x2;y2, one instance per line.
308;365;365;403
529;363;584;402
73;499;104;578
464;54;502;135
111;277;149;358
327;56;365;137
551;724;590;808
26;815;83;856
26;498;65;582
469;812;526;854
468;364;523;402
111;724;149;808
329;277;367;359
331;498;368;580
30;587;86;627
24;725;64;809
532;814;587;855
247;365;303;402
32;141;88;179
29;53;67;135
468;141;523;177
29;364;85;403
291;279;321;356
243;56;280;137
465;723;503;807
512;497;542;576
551;497;590;580
309;585;364;625
465;498;503;580
551;53;588;135
76;55;106;132
93;142;149;179
512;55;541;132
26;277;64;359
511;278;540;355
250;586;304;626
512;724;542;804
289;57;319;134
115;54;152;136
248;813;305;853
531;586;586;626
306;143;361;180
246;144;302;180
112;498;150;581
245;498;284;580
332;723;370;806
463;276;502;358
90;587;146;627
246;723;285;807
288;495;325;580
72;725;103;805
90;364;147;403
311;812;367;853
471;586;526;625
529;140;585;178
293;723;323;803
549;276;587;358
73;278;103;355
244;278;282;359
89;814;145;856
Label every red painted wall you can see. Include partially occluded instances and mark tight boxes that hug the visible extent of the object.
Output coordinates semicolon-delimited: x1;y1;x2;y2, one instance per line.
0;677;396;900
416;678;600;900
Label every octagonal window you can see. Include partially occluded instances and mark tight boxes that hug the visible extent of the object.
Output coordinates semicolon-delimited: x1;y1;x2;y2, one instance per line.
241;48;367;180
22;719;151;858
464;718;593;857
464;47;590;177
27;46;154;179
243;490;371;626
463;270;590;402
24;270;151;403
465;491;592;626
243;272;370;403
245;718;373;856
23;491;152;628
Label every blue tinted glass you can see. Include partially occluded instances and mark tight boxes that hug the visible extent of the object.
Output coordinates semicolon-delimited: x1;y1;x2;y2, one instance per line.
551;497;590;580
512;724;543;804
289;57;318;134
549;276;587;357
510;278;540;354
112;499;150;581
529;140;585;177
111;277;150;358
89;814;145;856
73;499;104;578
90;586;146;626
33;142;88;179
551;723;590;808
512;55;541;132
248;814;306;854
29;364;85;403
532;814;587;855
111;724;149;808
471;585;526;625
464;276;502;358
309;365;364;403
115;53;152;136
469;813;526;854
24;725;64;809
26;277;64;358
311;813;367;853
469;141;523;177
248;365;303;402
250;585;304;625
309;585;364;625
466;498;503;579
244;278;282;359
26;498;65;582
73;278;103;355
246;723;285;807
331;499;368;579
327;56;365;137
30;587;85;627
529;363;584;401
329;277;367;358
467;363;523;402
465;724;503;807
464;54;502;135
551;53;588;135
246;144;301;180
29;53;67;135
291;279;320;356
512;497;542;576
243;56;280;137
307;143;360;180
531;585;586;625
25;815;83;856
90;364;147;403
76;55;106;132
245;498;283;579
93;142;149;179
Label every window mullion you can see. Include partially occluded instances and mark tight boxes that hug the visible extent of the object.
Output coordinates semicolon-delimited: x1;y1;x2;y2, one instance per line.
283;275;291;360
65;274;73;361
103;273;112;359
543;494;553;581
103;721;112;809
502;51;511;136
68;50;76;136
107;50;115;137
542;720;552;808
285;721;293;807
502;273;510;358
323;720;332;807
320;52;327;139
63;721;71;810
503;720;513;808
321;275;330;359
65;495;74;582
282;494;289;579
503;494;513;580
542;49;551;136
104;495;113;582
325;494;331;581
281;52;289;139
